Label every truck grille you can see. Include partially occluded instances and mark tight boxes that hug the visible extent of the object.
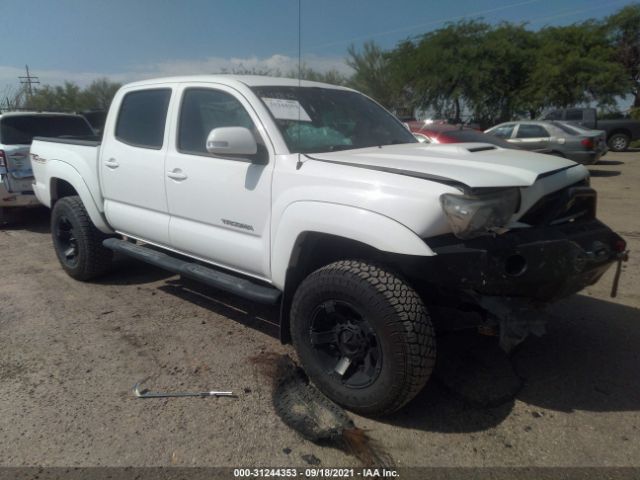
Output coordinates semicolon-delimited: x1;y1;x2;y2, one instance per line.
519;181;596;226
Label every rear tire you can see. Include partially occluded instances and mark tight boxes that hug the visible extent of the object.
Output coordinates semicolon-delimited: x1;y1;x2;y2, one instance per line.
51;196;113;280
290;260;436;416
607;133;629;152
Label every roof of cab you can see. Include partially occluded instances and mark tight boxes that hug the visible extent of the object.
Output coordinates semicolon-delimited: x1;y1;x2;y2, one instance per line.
121;74;351;91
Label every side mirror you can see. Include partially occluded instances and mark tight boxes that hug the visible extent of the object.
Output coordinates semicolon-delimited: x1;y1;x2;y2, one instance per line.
206;127;257;157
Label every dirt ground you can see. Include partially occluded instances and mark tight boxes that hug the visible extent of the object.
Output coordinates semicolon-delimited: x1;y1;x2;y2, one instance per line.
0;151;638;469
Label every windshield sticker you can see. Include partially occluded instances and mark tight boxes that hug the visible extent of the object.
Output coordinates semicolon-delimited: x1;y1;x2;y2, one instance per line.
262;98;312;122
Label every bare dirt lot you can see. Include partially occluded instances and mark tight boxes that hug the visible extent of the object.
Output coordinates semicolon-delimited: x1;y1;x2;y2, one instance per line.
1;152;639;469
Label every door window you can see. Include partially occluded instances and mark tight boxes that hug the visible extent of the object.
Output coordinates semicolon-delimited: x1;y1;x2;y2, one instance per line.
178;88;256;155
115;89;171;149
489;124;515;139
516;124;549;138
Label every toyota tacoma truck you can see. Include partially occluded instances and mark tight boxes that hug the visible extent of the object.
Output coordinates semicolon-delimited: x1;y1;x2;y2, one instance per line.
30;76;628;416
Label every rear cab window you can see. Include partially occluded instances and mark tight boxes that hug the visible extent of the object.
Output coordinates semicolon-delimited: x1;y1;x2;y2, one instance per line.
0;115;94;145
115;89;172;149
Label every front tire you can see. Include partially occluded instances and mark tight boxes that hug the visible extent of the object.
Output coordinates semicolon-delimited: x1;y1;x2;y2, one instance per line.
290;260;436;416
51;196;113;280
607;133;630;152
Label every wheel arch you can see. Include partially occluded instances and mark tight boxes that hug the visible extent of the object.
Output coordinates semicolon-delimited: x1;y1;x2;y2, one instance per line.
607;128;632;139
46;161;112;233
272;202;435;343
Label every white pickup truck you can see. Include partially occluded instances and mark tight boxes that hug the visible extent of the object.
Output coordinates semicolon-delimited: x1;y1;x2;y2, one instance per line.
30;75;627;416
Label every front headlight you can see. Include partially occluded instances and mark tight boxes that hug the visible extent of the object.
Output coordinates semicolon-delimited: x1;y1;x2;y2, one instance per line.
440;188;519;239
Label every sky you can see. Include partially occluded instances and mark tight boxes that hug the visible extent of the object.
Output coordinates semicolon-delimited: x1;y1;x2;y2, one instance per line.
0;0;637;97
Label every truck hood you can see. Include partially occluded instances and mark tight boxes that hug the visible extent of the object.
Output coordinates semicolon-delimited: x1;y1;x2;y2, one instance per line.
305;143;581;189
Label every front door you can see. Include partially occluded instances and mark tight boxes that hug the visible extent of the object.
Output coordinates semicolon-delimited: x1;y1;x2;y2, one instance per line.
164;84;273;279
100;87;173;245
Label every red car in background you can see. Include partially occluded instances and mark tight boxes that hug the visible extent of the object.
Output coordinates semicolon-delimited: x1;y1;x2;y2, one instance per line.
407;121;554;155
408;122;513;147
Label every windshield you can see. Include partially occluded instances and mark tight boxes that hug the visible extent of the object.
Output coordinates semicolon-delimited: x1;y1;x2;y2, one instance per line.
251;86;416;154
0;115;94;145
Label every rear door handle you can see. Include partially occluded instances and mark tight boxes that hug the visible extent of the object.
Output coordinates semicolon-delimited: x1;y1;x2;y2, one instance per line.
105;158;120;169
167;169;187;181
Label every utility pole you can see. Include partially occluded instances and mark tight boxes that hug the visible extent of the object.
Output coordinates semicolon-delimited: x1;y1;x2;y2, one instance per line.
18;64;40;101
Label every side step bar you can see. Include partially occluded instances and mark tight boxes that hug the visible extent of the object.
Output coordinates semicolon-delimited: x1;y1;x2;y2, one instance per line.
103;238;281;304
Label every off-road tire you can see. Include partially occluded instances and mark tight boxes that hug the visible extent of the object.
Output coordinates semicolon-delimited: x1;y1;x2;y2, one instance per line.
51;196;113;280
290;260;436;416
607;133;630;152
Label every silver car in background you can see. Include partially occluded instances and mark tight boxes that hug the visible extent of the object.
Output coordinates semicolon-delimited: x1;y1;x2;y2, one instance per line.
485;120;607;165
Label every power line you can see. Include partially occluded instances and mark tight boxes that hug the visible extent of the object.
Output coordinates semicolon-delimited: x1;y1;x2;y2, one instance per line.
306;0;544;52
527;0;627;25
18;64;40;99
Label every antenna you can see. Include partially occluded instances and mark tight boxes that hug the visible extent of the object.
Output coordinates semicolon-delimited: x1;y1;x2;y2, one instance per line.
19;65;40;100
296;0;303;170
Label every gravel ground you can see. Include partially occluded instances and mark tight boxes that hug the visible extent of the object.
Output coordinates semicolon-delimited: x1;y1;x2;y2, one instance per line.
0;151;638;469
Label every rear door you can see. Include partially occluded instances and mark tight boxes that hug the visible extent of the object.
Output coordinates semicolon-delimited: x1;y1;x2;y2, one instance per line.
99;87;174;245
509;123;551;151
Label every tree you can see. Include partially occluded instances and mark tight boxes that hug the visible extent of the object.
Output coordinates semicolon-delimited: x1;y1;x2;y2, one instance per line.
606;4;640;107
469;23;538;123
22;78;121;112
27;82;83;111
0;85;26;111
389;20;506;124
295;64;349;85
346;41;396;108
525;21;628;111
81;78;122;110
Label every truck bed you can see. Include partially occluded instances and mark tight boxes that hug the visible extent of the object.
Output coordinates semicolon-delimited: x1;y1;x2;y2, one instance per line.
30;136;104;213
32;135;102;147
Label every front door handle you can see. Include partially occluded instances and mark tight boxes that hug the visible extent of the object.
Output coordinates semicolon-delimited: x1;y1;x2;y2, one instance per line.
167;169;188;181
105;158;120;169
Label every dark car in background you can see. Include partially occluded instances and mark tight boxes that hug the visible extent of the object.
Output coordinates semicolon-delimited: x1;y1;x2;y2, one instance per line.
485;120;607;164
541;107;640;152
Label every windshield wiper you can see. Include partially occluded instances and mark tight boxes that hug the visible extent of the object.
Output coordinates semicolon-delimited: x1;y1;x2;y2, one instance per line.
326;145;357;152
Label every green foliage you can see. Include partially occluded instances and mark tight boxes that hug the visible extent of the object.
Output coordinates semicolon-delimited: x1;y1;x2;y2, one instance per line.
288;64;349;85
82;78;122;110
352;6;636;127
24;78;122;112
346;41;395;108
526;21;627;110
390;20;492;120
606;4;640;107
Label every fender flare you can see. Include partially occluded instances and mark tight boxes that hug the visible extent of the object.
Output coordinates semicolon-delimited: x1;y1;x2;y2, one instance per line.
46;160;113;233
271;201;434;289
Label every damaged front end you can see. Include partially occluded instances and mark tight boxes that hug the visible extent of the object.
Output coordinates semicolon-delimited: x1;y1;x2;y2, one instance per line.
396;183;629;351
